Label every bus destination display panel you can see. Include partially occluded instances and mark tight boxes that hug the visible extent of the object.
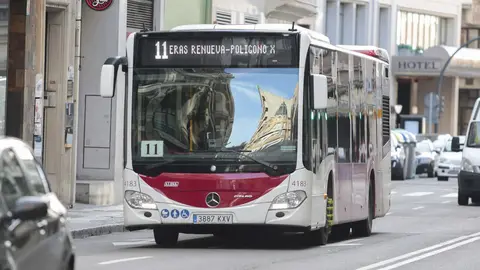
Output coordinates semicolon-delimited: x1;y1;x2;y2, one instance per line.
136;33;298;68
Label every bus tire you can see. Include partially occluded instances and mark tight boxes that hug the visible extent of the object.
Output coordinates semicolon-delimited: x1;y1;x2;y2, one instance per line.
305;226;328;246
458;193;469;206
352;179;374;237
153;228;178;247
330;224;351;241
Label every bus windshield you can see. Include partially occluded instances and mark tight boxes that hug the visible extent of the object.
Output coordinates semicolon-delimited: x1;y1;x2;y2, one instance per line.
131;33;299;176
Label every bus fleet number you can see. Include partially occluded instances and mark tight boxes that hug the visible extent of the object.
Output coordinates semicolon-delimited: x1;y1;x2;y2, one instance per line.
291;180;307;187
124;180;137;188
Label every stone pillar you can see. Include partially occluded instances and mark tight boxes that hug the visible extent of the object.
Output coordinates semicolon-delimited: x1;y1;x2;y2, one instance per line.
473;0;480;25
6;0;45;145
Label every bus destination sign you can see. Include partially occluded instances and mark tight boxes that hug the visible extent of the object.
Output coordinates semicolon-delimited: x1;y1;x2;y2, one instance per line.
136;34;297;68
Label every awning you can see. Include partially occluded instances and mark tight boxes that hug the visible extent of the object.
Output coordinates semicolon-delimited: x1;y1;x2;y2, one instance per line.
423;45;480;77
392;129;417;144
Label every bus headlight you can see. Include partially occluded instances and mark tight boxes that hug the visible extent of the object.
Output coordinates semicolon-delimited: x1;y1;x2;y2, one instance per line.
269;190;307;210
124;190;157;210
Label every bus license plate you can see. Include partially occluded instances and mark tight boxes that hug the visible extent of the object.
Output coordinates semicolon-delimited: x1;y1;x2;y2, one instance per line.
193;214;233;224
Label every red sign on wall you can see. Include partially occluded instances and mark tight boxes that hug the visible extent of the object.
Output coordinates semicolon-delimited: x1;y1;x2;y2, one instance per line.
85;0;113;11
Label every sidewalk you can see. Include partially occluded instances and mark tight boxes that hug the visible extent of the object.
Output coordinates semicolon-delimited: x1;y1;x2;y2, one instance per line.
67;203;125;239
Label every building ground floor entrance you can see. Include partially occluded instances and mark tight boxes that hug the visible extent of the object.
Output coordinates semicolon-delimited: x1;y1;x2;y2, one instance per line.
391;45;480;136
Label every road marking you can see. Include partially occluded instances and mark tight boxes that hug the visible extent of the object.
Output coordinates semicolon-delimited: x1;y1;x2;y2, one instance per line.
355;231;480;270
376;237;480;270
328;238;362;247
386;212;392;216
98;256;152;265
391;191;397;194
412;206;425;210
342;238;362;244
441;200;451;204
442;193;457;198
112;240;155;247
329;243;362;247
402;192;434;197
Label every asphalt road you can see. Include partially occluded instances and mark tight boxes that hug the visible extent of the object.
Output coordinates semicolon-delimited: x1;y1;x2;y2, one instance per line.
74;177;480;270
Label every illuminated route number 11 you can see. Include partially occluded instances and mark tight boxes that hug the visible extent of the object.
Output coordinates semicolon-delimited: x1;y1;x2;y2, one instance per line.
155;41;169;60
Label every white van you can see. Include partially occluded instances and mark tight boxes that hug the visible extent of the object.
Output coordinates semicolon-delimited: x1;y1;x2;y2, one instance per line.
453;97;480;205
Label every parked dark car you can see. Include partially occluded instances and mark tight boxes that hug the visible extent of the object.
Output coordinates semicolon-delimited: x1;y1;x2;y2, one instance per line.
0;137;75;270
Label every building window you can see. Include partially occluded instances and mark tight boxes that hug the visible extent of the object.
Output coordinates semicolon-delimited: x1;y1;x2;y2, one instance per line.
462;27;480;48
396;10;448;53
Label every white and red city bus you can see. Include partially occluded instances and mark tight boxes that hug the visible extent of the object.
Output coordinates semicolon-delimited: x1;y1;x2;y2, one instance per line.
99;24;391;246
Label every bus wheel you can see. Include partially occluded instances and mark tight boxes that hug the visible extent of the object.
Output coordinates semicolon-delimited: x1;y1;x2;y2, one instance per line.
330;224;351;241
352;180;373;237
153;228;178;247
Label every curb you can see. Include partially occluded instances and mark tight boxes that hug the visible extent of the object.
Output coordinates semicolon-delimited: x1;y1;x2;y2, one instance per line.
71;224;126;239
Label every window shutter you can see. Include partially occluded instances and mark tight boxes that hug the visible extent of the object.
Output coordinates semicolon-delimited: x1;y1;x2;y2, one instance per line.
216;11;232;25
127;0;154;30
244;15;259;24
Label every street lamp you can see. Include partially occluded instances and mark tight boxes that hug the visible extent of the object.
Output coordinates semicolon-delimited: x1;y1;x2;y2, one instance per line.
394;104;402;128
435;36;480;133
394;105;403;115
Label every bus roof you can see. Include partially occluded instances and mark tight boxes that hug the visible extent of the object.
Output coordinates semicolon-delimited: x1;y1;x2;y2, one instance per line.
170;24;331;44
337;45;389;63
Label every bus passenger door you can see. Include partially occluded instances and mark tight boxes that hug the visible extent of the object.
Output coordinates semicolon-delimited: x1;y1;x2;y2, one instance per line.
310;109;328;227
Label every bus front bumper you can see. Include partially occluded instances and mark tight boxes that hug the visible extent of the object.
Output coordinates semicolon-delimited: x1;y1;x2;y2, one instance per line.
123;198;314;233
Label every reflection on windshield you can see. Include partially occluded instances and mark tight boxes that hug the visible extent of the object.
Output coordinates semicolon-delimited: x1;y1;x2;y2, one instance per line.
132;68;299;173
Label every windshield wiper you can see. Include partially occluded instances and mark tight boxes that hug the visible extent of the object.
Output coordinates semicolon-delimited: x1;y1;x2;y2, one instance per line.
141;150;278;172
144;159;176;170
215;149;279;172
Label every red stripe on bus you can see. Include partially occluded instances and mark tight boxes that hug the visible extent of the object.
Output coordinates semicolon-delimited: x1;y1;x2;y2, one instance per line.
139;173;288;208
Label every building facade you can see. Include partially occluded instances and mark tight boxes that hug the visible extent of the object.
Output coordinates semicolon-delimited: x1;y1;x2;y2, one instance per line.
457;0;480;135
387;0;465;135
77;0;215;205
4;0;78;206
0;0;8;136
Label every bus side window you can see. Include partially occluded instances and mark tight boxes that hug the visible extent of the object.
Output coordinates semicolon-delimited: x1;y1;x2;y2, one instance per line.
337;51;350;163
324;50;337;157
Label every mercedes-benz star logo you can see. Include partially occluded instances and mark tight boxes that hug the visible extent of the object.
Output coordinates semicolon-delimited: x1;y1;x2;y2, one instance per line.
205;192;221;207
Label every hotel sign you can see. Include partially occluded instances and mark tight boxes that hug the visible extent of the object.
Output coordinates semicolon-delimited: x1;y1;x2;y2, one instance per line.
391;56;445;76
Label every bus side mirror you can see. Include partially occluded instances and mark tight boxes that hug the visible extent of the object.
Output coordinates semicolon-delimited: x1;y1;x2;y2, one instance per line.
99;56;128;98
100;64;115;98
312;74;328;110
451;136;461;152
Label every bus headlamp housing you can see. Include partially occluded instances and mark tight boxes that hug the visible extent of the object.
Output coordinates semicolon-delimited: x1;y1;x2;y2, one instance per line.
125;190;157;210
461;158;479;173
269;190;307;210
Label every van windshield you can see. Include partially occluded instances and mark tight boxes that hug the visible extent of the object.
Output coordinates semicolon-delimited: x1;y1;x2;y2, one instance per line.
467;122;480;148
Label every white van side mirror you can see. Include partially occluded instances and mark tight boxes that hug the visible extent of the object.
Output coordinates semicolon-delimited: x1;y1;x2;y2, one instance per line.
312;74;328;110
100;65;115;98
99;56;128;98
